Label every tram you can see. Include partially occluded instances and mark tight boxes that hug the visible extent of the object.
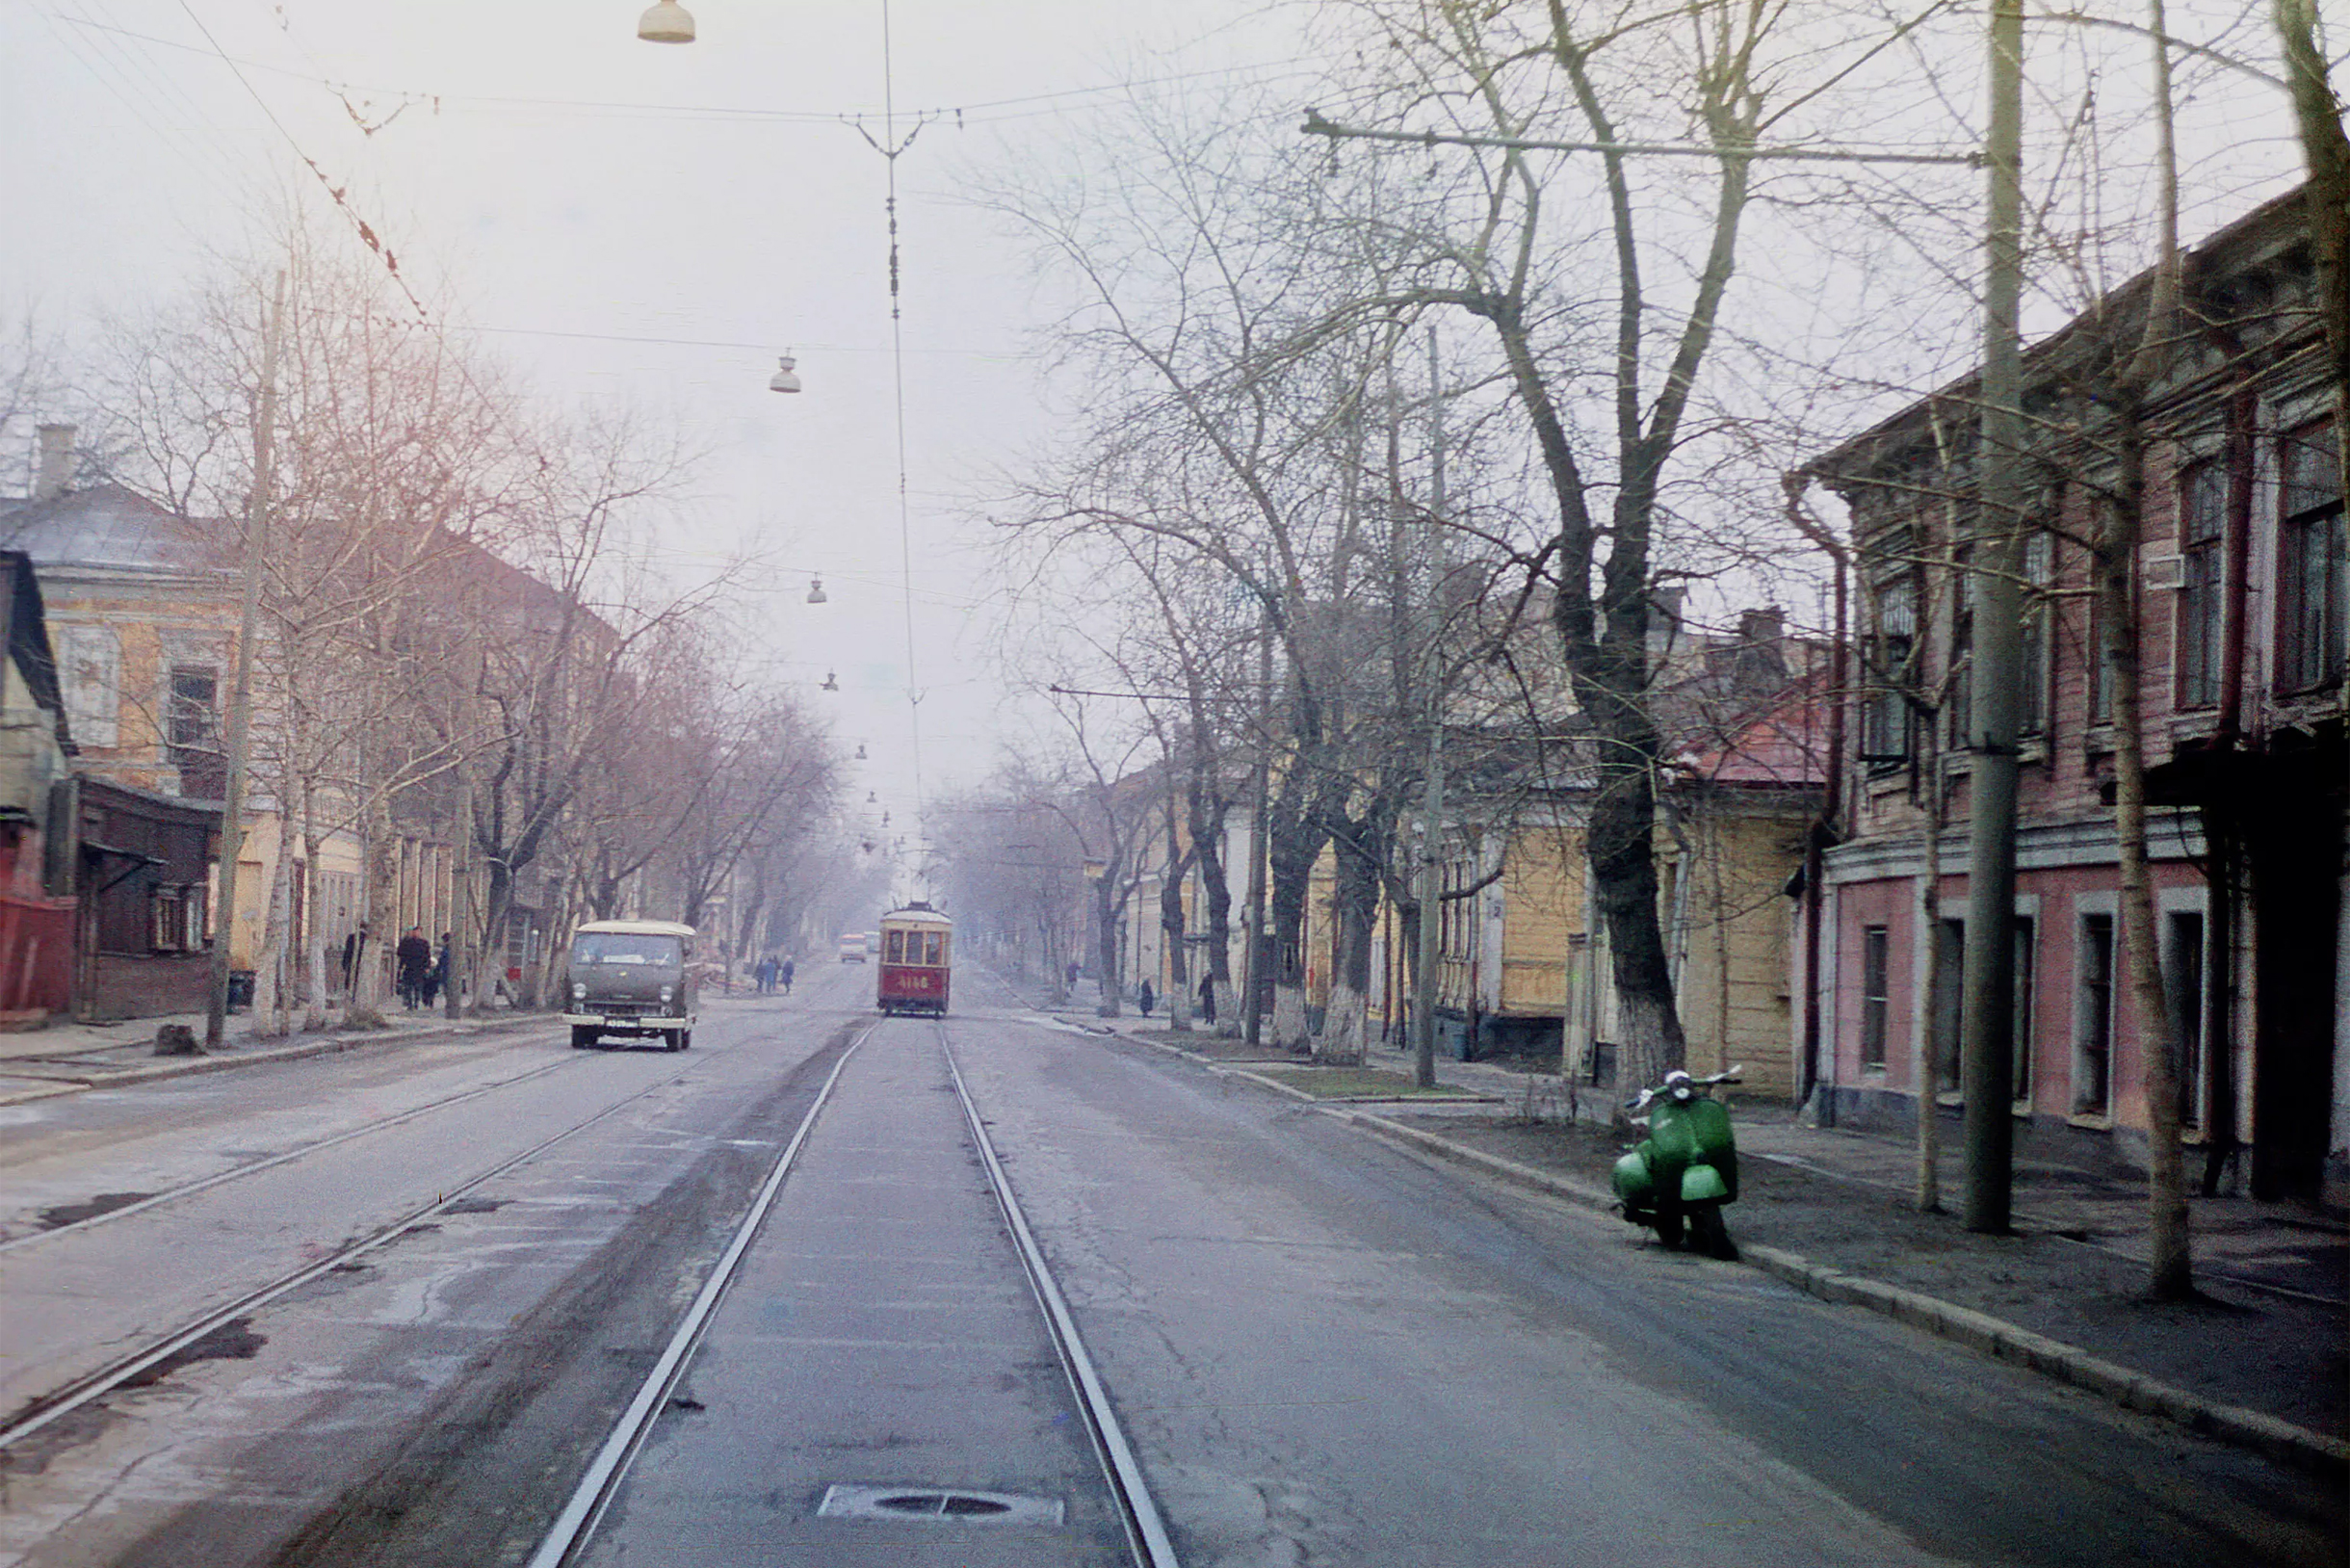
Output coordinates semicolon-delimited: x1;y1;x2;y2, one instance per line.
875;902;953;1016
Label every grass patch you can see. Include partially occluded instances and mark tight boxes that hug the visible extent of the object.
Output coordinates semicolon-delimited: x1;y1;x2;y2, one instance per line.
1249;1066;1488;1100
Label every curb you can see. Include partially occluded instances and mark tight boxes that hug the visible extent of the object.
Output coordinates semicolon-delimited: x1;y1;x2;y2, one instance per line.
0;1015;542;1106
1335;1107;2347;1481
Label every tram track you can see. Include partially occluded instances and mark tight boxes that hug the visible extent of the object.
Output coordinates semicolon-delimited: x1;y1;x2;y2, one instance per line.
526;1014;1179;1568
0;1037;744;1454
0;1051;586;1255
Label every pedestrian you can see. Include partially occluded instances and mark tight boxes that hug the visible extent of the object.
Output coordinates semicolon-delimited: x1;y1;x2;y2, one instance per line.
1066;960;1081;988
426;933;452;1009
779;955;795;995
1137;979;1155;1018
758;955;777;994
1198;973;1216;1025
394;927;431;1010
340;923;369;997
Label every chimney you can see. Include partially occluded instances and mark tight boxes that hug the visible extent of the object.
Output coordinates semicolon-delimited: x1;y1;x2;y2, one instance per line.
33;424;74;502
1735;605;1789;692
1646;585;1685;670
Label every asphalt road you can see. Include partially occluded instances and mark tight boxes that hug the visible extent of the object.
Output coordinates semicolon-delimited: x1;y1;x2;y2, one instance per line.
0;962;2335;1567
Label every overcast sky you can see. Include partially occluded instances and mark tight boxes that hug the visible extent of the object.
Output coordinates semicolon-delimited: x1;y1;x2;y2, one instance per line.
0;0;1306;847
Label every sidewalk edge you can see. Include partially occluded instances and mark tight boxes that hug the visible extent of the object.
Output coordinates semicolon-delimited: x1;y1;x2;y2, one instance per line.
0;1016;541;1105
1342;1109;2347;1481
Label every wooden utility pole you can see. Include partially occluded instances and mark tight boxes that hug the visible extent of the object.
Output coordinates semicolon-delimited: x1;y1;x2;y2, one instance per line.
1962;0;2025;1234
205;273;287;1053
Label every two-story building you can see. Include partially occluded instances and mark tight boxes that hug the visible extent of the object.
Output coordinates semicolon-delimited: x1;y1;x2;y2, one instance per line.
1807;186;2343;1200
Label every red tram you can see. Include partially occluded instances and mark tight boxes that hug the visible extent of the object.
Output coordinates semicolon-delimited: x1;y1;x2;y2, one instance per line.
875;902;953;1016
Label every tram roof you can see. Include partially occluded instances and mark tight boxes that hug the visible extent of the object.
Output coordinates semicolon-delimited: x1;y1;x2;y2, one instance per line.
574;919;696;938
878;904;953;927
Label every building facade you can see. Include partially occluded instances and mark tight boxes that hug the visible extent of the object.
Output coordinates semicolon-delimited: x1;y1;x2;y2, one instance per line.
1809;188;2344;1199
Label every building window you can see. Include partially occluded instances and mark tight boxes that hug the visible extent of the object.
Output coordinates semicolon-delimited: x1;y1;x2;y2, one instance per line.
1860;924;1891;1069
2075;912;2115;1116
2012;915;2037;1107
2277;420;2344;694
1861;562;1917;772
152;884;195;953
2165;910;2205;1130
58;624;121;747
2176;458;2227;709
168;663;225;797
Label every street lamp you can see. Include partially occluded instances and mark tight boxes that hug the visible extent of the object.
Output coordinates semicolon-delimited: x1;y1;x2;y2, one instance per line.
769;354;802;394
637;1;694;43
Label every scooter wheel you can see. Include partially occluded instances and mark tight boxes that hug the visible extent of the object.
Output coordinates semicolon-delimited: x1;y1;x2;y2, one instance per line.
1692;1205;1737;1261
1656;1209;1685;1251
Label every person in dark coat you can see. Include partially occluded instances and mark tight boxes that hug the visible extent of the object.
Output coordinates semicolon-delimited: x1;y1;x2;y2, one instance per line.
425;933;451;1008
779;956;796;995
1198;973;1216;1025
394;927;431;1010
1137;980;1155;1017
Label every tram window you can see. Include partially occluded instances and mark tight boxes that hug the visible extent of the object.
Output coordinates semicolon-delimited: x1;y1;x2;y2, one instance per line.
925;931;945;965
886;929;906;962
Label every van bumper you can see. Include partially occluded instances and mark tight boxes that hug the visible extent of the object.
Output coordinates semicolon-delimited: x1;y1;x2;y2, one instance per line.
562;1013;692;1031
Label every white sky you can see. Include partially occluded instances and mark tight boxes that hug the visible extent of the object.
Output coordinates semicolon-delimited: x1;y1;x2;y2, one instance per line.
0;0;1305;850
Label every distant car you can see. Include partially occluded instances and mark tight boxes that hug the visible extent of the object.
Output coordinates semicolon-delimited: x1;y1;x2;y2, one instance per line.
839;935;868;963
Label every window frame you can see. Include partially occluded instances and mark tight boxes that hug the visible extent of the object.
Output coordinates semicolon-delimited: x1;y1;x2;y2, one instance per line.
1860;924;1892;1070
2074;911;2116;1118
2275;419;2344;696
2174;457;2228;710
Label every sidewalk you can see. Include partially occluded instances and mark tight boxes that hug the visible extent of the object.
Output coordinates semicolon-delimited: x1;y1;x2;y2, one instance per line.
1071;1005;2345;1477
0;1002;540;1107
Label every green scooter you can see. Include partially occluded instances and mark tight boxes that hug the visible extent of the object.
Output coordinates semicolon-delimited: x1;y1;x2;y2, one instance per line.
1611;1066;1742;1259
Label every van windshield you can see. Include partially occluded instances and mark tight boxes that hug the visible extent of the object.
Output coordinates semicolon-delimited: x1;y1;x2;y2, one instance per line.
572;932;683;967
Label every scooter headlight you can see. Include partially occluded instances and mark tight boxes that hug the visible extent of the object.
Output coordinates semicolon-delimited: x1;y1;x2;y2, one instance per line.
659;985;674;1004
571;982;587;1001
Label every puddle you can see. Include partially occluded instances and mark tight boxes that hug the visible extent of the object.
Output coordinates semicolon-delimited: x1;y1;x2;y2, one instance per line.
119;1318;266;1388
39;1191;156;1228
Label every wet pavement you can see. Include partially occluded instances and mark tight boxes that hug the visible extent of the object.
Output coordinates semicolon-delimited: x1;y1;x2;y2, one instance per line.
1074;1006;2346;1452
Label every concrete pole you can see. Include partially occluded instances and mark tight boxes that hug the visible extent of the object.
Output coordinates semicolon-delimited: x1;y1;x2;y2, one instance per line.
1412;325;1448;1088
1242;607;1271;1047
204;273;286;1053
1962;0;2025;1233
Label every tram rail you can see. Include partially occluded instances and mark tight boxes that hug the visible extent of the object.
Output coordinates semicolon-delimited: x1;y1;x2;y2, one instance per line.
0;1048;721;1452
526;1015;1180;1568
0;1053;584;1255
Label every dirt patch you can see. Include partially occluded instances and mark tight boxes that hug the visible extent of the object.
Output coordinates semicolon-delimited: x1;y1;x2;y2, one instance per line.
1251;1066;1489;1101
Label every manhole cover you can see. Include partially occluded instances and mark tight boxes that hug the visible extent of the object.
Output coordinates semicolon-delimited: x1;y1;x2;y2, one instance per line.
817;1483;1063;1526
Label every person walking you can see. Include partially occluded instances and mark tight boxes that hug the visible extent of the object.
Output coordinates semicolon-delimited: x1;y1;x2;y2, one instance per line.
779;955;796;995
428;933;453;1009
394;927;431;1010
1198;973;1216;1025
1137;979;1155;1018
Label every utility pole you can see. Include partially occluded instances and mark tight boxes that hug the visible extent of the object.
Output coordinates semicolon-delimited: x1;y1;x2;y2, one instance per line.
204;273;286;1053
1242;598;1271;1047
1962;0;2025;1233
1412;324;1448;1089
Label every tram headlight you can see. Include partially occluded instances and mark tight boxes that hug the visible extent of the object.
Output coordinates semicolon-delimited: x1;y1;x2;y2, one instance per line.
571;982;587;1002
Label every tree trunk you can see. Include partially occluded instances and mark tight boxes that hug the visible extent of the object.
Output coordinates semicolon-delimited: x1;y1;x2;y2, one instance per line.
1093;875;1122;1017
350;793;396;1027
249;797;298;1037
1319;815;1384;1063
2108;409;2192;1299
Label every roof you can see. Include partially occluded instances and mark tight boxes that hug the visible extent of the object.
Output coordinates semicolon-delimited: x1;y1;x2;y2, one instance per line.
574;919;695;938
881;904;953;926
0;484;229;577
